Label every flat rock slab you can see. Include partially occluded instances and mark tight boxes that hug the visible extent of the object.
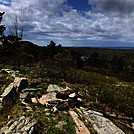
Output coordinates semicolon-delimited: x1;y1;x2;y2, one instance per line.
31;92;57;105
0;116;37;134
69;110;91;134
83;110;125;134
22;88;42;92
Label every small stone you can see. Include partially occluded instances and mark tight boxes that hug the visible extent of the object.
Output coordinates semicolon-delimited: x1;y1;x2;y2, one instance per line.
26;106;33;111
31;97;38;103
77;98;82;101
44;108;50;112
69;93;76;98
53;106;58;113
45;112;50;116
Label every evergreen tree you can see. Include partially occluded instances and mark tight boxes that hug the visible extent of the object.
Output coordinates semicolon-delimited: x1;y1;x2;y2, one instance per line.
0;12;6;43
47;40;57;59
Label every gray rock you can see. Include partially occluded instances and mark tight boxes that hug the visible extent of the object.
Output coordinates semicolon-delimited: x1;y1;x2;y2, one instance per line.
1;83;18;107
132;123;134;129
20;92;29;102
22;132;27;134
1;129;12;134
6;119;14;127
22;88;41;92
47;84;63;92
0;117;37;134
18;116;25;122
9;121;19;131
28;126;34;134
21;119;37;132
25;118;30;125
16;120;25;130
83;110;125;134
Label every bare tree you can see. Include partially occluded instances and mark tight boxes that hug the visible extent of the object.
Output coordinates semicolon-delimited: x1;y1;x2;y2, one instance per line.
7;11;25;70
9;11;25;40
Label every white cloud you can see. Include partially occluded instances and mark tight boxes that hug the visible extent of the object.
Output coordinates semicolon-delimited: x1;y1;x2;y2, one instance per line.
0;0;134;46
89;0;134;14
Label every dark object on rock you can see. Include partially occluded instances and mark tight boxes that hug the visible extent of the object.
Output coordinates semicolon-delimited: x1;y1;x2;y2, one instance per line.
56;102;69;111
68;98;78;108
14;77;28;92
56;90;74;100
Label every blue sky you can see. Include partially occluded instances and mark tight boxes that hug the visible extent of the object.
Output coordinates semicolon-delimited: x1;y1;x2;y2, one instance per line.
68;0;91;12
0;0;134;47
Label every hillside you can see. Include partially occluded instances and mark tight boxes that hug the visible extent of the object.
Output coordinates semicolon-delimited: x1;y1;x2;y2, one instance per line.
0;41;134;133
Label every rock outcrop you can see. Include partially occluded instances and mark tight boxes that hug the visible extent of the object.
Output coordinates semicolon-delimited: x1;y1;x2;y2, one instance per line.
32;85;82;112
0;83;18;108
69;110;91;134
0;116;37;134
82;110;125;134
0;77;28;108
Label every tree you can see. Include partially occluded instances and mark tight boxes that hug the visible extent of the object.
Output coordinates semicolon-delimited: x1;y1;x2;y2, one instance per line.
8;11;24;40
7;11;25;70
47;40;57;59
0;12;6;43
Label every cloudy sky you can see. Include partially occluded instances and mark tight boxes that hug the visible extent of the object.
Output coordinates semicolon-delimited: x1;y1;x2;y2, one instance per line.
0;0;134;47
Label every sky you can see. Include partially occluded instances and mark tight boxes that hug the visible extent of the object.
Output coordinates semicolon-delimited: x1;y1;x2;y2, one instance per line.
0;0;134;47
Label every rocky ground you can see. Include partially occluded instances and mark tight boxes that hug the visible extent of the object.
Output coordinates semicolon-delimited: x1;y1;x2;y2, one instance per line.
0;68;133;134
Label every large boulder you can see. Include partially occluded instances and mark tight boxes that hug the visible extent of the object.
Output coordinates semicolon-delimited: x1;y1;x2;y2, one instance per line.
83;110;125;134
32;92;57;106
14;77;28;92
0;83;18;107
